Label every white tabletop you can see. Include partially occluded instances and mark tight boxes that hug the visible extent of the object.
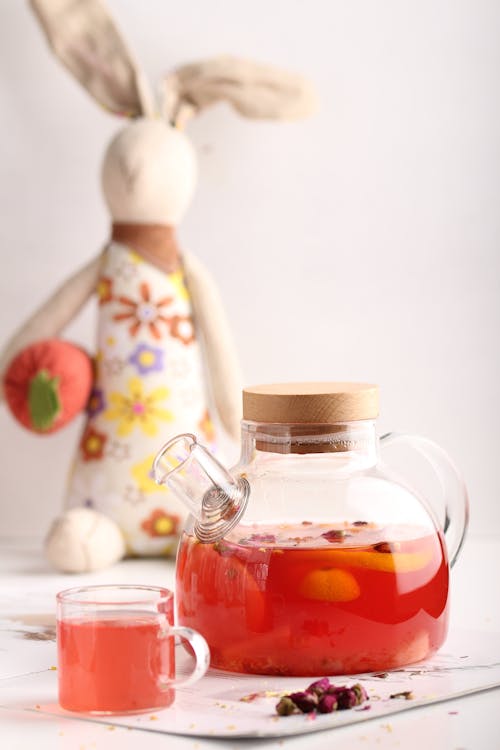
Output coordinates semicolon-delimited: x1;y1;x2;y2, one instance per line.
1;533;499;749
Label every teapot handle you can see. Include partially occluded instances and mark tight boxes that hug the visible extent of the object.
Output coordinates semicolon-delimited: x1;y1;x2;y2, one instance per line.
380;432;469;567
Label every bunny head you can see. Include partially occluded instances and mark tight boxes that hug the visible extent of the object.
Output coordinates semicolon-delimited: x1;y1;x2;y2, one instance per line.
31;0;317;227
101;121;197;226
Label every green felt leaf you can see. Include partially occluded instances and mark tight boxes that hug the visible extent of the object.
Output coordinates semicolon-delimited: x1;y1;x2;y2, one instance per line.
28;370;61;431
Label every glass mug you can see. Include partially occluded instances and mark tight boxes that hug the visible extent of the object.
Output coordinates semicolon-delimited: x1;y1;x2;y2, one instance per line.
57;585;210;714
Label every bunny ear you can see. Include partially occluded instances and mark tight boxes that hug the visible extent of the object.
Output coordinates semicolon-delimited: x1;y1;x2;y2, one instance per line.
30;0;154;118
163;56;317;127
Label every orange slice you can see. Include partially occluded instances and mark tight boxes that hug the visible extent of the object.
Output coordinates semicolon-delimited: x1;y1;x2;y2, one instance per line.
338;550;433;573
299;568;361;602
295;548;433;573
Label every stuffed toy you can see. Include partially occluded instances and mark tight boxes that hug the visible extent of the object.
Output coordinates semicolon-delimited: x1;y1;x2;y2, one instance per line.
0;0;316;572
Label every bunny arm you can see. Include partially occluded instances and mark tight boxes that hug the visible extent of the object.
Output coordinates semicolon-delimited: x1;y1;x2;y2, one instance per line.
183;251;242;441
0;254;103;399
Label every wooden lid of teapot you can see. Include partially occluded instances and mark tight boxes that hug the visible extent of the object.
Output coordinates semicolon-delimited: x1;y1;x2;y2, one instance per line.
242;382;379;423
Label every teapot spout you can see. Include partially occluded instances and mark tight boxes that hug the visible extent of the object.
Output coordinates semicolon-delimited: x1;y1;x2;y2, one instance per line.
153;433;249;543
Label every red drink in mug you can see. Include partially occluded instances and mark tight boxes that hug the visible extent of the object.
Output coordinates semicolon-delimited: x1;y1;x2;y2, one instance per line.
57;585;209;714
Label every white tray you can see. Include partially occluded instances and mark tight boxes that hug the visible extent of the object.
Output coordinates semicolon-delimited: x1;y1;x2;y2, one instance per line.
0;626;499;738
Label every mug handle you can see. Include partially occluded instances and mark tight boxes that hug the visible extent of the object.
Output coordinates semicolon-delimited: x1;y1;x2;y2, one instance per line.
158;625;210;690
380;432;469;567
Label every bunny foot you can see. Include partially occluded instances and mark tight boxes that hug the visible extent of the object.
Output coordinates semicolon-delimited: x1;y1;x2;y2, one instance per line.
45;507;125;573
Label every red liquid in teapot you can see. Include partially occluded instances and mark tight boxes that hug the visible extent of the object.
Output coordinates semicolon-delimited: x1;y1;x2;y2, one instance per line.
176;522;449;676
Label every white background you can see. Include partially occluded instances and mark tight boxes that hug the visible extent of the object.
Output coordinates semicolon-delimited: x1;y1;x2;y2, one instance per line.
0;0;498;539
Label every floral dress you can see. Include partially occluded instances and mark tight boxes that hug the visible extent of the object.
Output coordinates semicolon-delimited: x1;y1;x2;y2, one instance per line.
66;242;216;556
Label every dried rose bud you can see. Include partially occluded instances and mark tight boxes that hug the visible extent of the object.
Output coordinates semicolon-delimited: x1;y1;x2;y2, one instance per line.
353;520;369;526
321;529;347;542
307;677;331;695
289;691;318;713
351;684;368;705
317;693;338;713
374;541;401;553
276;696;300;716
330;687;357;710
276;680;368;717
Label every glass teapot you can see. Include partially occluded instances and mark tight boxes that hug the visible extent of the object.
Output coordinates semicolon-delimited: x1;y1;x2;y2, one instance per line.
153;383;468;676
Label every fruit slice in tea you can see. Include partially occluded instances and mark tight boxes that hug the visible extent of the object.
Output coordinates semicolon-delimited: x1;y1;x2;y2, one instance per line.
177;536;269;633
299;567;361;601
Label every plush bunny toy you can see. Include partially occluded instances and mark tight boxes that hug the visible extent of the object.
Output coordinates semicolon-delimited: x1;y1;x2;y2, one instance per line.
0;0;316;572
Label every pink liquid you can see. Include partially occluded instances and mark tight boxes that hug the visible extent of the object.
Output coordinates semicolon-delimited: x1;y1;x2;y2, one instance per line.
57;612;174;713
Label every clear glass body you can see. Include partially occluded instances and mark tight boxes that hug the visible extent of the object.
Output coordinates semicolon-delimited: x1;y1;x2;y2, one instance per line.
57;585;209;714
176;420;461;676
